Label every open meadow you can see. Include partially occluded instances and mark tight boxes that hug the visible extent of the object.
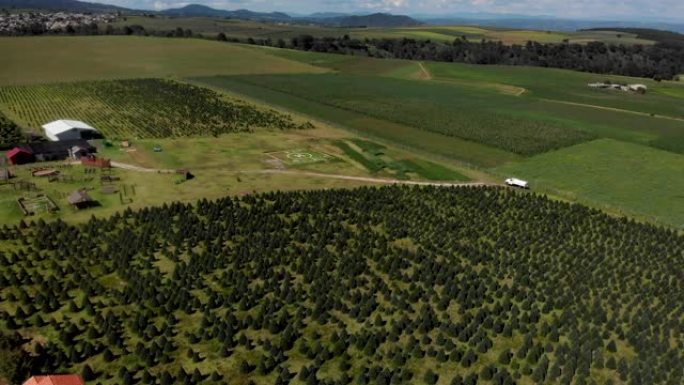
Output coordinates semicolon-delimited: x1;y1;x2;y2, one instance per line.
0;36;326;86
495;139;684;226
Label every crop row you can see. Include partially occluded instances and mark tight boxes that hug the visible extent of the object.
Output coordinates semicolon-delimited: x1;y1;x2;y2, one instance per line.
0;79;312;140
206;74;595;156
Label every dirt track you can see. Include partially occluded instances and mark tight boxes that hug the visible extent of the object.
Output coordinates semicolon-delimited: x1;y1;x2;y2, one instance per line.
110;161;493;187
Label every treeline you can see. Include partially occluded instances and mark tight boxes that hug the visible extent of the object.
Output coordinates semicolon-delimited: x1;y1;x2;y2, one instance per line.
0;111;25;150
250;34;684;80
0;22;195;38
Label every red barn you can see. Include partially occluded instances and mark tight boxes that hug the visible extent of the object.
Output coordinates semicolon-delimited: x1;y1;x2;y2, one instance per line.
6;146;34;165
23;375;85;385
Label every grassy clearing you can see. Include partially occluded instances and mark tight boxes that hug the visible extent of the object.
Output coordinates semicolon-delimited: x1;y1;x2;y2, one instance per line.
195;74;594;156
190;75;519;167
334;139;469;181
495;139;684;227
0;36;325;85
0;78;311;139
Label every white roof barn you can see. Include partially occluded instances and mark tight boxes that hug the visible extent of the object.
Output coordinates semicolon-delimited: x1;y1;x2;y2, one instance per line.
42;120;97;142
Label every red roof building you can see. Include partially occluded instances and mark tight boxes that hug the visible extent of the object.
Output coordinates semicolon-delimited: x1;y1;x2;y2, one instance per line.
23;375;85;385
6;146;34;165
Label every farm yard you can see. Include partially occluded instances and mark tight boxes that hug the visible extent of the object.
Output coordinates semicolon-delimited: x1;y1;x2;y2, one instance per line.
0;79;313;139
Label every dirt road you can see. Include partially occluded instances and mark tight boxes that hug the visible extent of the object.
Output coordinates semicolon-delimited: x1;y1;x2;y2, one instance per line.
110;161;492;187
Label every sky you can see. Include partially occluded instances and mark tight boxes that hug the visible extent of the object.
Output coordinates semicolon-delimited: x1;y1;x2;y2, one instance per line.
87;0;684;21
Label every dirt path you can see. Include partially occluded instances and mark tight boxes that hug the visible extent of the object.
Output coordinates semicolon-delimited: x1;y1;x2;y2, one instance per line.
540;98;684;122
417;62;432;80
243;169;490;187
110;161;492;187
110;161;174;173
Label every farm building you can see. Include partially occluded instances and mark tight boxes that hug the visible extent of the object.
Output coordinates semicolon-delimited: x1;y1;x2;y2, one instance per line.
6;146;34;165
23;375;84;385
67;189;96;210
27;140;95;162
505;178;529;189
42;119;99;141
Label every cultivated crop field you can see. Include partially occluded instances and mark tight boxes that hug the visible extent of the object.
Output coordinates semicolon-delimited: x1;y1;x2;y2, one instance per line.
195;74;595;156
425;61;684;120
496;139;684;227
1;186;682;385
0;79;312;139
190;75;520;167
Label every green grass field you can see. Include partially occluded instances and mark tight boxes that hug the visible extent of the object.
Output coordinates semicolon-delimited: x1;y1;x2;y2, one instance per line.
334;139;469;181
496;139;684;227
0;36;325;85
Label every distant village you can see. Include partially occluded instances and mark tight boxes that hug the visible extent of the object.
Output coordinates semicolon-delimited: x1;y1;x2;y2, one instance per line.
0;12;117;35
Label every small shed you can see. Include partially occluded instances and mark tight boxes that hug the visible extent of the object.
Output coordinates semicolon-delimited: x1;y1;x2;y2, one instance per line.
505;178;529;189
7;147;34;165
67;189;96;210
69;145;91;159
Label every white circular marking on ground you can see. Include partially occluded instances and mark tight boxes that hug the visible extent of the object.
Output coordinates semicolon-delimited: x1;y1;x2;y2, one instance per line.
287;152;314;160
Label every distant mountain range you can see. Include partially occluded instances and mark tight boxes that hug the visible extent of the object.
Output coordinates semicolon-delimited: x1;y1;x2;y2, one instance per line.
3;0;683;33
418;16;684;33
160;5;423;27
160;4;292;22
318;13;423;27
